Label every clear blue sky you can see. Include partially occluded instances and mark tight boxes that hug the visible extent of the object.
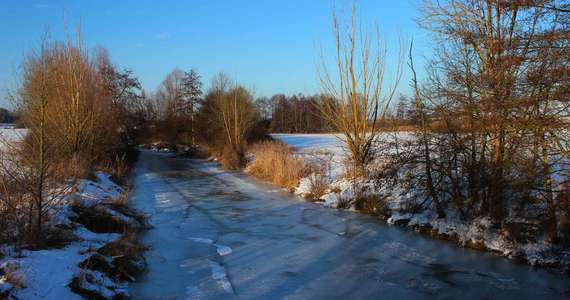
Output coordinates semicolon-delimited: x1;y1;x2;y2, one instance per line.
0;0;431;108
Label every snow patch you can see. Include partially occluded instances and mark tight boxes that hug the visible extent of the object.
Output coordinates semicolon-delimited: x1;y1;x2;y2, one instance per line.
215;245;232;257
0;171;138;299
187;237;214;245
187;237;233;257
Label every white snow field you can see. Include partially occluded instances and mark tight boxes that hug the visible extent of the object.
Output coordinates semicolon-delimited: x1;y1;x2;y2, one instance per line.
272;133;346;179
272;132;413;182
272;132;411;206
0;128;27;149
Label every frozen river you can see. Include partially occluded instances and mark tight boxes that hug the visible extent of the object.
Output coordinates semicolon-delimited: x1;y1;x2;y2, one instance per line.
130;150;570;299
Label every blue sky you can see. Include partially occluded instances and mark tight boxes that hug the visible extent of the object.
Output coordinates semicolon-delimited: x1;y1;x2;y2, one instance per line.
0;0;431;107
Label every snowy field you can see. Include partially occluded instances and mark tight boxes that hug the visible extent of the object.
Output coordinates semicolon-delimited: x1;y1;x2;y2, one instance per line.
272;132;413;179
271;133;344;152
272;133;346;179
0;128;26;150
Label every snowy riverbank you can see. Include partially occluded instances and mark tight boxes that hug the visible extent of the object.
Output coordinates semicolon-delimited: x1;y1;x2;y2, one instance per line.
272;133;570;274
0;171;148;299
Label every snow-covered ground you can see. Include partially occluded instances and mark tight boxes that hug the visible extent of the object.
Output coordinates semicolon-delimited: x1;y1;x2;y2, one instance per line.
272;133;346;179
0;128;26;150
272;132;409;206
272;132;413;182
0;171;131;299
0;128;143;299
271;133;344;153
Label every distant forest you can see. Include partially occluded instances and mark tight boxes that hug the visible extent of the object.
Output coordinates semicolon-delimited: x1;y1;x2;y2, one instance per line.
0;107;16;123
255;94;330;133
254;93;416;133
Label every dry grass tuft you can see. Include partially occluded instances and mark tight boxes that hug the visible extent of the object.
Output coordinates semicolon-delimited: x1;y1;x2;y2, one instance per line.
336;197;352;210
353;194;389;217
247;141;309;190
221;144;244;170
305;174;328;201
2;269;26;289
111;188;131;206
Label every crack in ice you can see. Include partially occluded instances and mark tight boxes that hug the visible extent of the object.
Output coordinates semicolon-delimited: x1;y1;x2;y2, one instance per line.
210;261;234;293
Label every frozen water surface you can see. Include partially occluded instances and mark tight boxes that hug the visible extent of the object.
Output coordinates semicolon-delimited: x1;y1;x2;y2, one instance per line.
129;151;570;299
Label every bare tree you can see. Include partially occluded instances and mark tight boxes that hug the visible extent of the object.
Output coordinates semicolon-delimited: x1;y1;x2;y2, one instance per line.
181;68;203;145
319;1;403;175
95;47;143;148
416;0;570;236
194;73;258;168
1;39;73;244
408;42;446;218
210;74;256;151
0;30;142;244
153;68;203;147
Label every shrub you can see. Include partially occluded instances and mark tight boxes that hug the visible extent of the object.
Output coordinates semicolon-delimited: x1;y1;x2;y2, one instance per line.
100;150;139;186
0;261;26;289
0;187;24;245
221;144;244;170
247;141;308;190
353;194;390;218
336;197;352;210
2;34;141;245
3;270;26;289
305;174;328;201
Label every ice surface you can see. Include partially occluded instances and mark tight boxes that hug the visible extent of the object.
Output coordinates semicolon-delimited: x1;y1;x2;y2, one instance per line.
129;151;570;299
187;237;215;245
209;261;233;293
187;237;233;256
